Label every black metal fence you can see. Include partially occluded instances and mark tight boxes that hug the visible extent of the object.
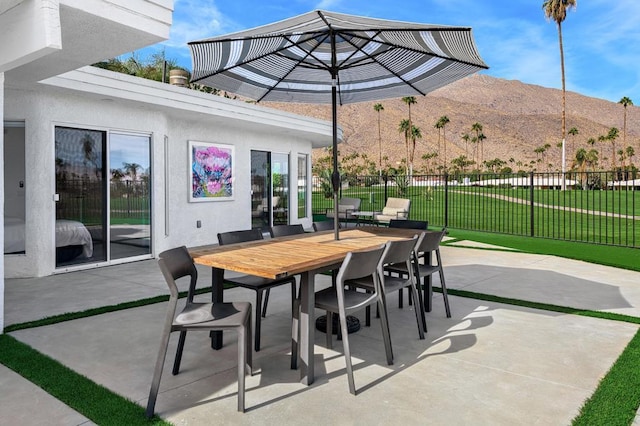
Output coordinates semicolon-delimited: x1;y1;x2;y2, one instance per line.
56;179;150;224
312;171;640;248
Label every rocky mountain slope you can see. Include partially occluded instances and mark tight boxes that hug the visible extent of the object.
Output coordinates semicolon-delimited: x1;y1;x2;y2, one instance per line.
264;74;639;172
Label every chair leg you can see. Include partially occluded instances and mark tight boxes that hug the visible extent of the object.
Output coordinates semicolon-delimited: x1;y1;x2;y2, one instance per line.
378;294;394;363
255;291;263;352
262;289;270;318
291;291;299;370
246;311;253;375
237;325;246;413
398;288;403;308
146;328;172;418
326;311;333;349
413;274;427;333
365;305;371;327
172;330;187;375
409;283;426;339
338;310;356;395
439;269;452;318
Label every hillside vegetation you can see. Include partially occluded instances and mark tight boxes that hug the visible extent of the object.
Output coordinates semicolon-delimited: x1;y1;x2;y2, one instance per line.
264;74;639;173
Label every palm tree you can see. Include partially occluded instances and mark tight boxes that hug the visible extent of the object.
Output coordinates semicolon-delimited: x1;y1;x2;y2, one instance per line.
438;116;451;169
607;127;620;170
461;133;471;156
597;134;607;169
626;146;635;168
568;127;578;158
398;118;410;171
572;148;588;187
619;97;633;148
402;96;417;176
543;0;577;187
471;122;484;164
123;162;142;181
373;103;384;174
409;125;423;171
434;119;443;164
477;132;487;166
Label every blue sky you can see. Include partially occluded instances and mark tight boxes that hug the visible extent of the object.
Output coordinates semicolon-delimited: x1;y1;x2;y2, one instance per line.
128;0;640;103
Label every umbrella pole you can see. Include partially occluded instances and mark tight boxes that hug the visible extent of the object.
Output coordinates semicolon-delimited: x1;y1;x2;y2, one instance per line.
331;75;340;240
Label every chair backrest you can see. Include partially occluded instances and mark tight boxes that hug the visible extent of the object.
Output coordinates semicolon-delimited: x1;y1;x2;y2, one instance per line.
158;246;197;300
381;198;411;219
379;237;418;267
339;197;362;210
415;229;446;254
312;221;336;232
389;219;428;230
337;245;385;286
217;229;264;245
270;224;305;238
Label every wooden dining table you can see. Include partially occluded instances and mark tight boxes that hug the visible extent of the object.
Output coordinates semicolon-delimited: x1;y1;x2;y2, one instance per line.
190;226;422;385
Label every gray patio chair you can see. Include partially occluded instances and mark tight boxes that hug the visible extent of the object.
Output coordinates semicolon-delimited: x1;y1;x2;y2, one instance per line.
146;246;252;416
217;229;297;352
313;245;392;395
269;224;305;238
347;237;425;344
385;229;451;318
389;219;428;230
389;219;428;310
312;220;338;232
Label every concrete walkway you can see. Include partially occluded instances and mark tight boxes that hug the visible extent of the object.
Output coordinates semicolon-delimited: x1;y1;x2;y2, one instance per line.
2;242;640;425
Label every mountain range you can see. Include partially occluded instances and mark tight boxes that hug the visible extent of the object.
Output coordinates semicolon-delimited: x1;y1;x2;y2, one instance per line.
265;74;639;172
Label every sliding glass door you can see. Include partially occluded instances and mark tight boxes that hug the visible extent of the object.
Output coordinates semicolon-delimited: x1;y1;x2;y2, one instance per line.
109;133;151;260
55;127;107;266
251;150;289;228
54;126;151;267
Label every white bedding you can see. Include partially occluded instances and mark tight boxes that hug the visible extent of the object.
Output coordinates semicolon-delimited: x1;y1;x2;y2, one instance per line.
4;217;93;258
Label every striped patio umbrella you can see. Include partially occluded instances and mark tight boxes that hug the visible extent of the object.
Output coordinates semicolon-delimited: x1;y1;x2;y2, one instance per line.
189;10;488;239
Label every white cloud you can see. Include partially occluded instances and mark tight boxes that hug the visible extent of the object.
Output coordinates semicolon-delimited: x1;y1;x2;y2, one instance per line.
314;0;342;10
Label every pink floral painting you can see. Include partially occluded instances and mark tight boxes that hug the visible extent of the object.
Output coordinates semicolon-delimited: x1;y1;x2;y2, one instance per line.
189;141;234;201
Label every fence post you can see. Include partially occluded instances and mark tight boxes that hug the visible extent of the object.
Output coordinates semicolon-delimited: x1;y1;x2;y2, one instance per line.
530;172;534;237
444;172;449;228
383;174;388;203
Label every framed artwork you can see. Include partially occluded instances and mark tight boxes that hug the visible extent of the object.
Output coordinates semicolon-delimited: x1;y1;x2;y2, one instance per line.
188;141;234;202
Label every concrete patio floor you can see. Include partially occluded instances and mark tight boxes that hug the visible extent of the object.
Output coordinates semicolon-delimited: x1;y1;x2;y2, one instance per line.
2;242;640;425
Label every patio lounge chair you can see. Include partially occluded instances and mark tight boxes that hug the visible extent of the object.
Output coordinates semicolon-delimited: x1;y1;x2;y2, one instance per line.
374;198;411;224
146;246;252;415
325;197;361;224
252;196;280;225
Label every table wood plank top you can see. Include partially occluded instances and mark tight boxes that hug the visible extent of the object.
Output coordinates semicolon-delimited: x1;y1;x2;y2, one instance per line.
190;226;421;279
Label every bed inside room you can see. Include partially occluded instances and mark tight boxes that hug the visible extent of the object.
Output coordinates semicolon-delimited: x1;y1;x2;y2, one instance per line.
3;123;95;264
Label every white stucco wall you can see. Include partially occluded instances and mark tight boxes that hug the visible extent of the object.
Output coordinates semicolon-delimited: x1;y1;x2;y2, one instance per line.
3;73;330;277
1;71;5;332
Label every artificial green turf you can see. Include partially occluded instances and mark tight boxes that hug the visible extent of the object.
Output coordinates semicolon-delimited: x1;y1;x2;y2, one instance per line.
0;334;171;426
445;229;640;272
572;329;640;426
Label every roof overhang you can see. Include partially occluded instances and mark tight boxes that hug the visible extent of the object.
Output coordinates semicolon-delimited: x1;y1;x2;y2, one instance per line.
1;0;172;86
40;66;336;148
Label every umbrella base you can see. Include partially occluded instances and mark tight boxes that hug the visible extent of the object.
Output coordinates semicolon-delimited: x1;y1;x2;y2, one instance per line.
315;314;360;334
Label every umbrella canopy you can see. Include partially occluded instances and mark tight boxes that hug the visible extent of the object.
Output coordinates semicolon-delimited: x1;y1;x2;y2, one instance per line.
189;9;488;238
